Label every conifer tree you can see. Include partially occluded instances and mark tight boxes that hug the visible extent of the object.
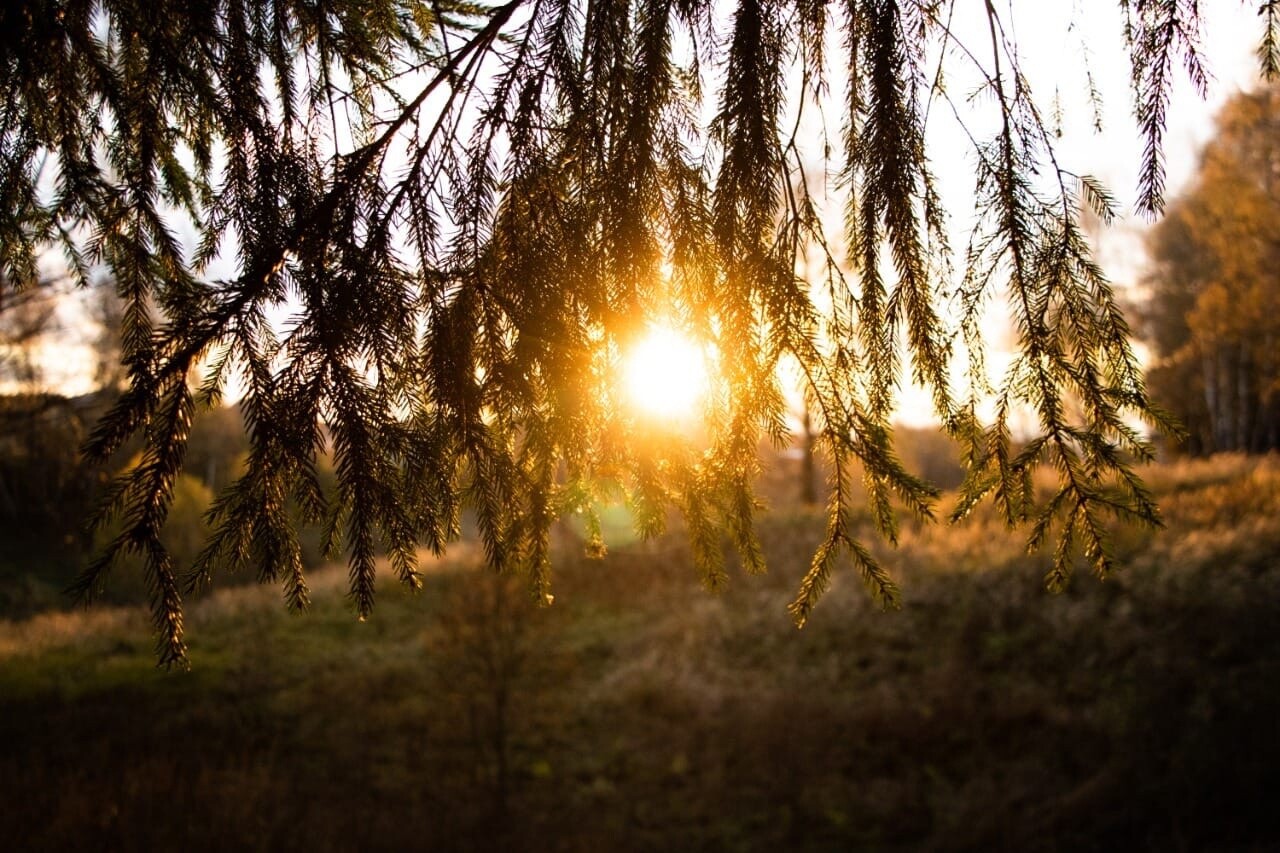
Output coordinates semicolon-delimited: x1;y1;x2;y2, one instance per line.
0;0;1269;665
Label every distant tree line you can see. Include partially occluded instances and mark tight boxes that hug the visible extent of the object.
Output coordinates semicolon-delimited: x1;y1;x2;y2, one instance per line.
1142;86;1280;455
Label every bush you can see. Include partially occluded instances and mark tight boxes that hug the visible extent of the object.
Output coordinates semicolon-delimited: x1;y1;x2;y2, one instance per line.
93;473;214;605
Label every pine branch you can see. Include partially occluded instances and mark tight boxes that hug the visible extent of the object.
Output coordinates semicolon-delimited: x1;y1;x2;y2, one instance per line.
1;0;1204;660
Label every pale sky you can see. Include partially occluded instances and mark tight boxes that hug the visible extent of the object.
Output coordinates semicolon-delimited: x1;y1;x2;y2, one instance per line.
1009;0;1261;277
889;0;1266;425
917;0;1262;269
14;2;1269;406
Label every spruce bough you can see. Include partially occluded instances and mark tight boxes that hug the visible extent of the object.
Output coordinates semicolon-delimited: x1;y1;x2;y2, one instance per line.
1;0;1264;666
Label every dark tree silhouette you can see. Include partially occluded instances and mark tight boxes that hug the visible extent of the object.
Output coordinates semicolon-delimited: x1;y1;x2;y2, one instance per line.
1;0;1270;665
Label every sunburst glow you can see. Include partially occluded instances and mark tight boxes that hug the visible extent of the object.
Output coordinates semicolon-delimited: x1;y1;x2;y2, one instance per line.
622;326;709;421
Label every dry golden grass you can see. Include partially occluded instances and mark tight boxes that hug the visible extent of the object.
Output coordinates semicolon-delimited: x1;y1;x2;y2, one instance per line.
0;603;149;659
1;455;1278;851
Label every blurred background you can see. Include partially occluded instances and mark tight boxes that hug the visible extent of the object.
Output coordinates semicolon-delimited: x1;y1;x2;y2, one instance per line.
4;5;1280;852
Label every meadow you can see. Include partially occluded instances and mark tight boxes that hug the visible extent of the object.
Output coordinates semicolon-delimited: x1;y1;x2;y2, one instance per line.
2;454;1278;851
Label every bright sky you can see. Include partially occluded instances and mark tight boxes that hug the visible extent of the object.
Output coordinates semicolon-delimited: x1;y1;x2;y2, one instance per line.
886;0;1266;425
12;2;1268;412
986;0;1262;278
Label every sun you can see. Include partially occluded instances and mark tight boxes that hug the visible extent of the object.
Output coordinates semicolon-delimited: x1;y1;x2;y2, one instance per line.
622;325;709;422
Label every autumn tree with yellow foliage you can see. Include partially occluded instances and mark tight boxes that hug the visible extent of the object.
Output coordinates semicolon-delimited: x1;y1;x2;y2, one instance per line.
1142;86;1280;454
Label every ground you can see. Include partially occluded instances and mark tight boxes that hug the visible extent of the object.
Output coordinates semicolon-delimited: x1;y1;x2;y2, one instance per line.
2;455;1279;851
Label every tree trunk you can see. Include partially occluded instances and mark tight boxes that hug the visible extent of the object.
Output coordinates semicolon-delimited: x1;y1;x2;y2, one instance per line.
800;405;817;506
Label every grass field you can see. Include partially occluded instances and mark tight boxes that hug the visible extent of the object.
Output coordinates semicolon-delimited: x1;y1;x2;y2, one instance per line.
2;454;1279;851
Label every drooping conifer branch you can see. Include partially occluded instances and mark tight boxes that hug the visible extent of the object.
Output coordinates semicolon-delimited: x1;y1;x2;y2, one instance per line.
0;0;1268;664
